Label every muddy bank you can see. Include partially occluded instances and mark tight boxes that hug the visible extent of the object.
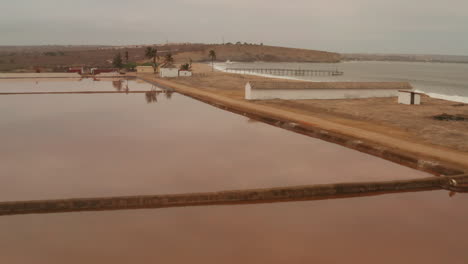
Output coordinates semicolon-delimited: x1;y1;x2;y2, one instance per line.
1;174;466;216
171;64;468;152
140;75;468;175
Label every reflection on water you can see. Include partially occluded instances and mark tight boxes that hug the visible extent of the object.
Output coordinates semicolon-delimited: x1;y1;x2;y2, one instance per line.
0;79;467;263
145;91;158;103
144;86;173;103
0;81;431;198
112;80;124;91
0;78;162;93
165;90;173;99
0;191;466;264
112;79;133;94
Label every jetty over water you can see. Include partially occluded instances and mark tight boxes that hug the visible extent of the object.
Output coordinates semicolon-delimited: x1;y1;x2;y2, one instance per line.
226;67;344;76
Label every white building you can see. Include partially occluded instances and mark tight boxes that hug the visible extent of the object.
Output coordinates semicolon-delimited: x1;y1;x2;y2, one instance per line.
136;66;154;74
245;81;413;100
159;65;179;78
398;90;422;105
178;70;192;77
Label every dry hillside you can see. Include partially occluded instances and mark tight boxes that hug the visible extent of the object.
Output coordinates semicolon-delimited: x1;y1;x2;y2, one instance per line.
0;43;340;72
174;44;341;63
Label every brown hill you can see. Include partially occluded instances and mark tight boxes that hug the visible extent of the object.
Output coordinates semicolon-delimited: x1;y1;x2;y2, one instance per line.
174;44;341;63
0;43;340;72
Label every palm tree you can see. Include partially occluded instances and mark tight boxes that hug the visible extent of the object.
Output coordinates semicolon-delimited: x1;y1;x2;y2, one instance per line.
145;46;158;72
208;50;216;72
164;53;174;65
112;52;123;69
179;63;190;71
124;50;129;63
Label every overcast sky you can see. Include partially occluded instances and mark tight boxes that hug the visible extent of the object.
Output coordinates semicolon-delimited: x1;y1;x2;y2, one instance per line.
1;0;468;55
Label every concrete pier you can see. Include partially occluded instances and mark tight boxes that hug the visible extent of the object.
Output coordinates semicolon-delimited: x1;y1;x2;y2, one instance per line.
226;67;343;76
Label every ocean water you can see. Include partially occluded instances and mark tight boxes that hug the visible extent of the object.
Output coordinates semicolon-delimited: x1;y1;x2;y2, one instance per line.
215;61;468;103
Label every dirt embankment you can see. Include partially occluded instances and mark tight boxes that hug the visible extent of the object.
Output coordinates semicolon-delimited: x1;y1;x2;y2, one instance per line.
1;174;467;216
172;64;468;154
138;64;468;174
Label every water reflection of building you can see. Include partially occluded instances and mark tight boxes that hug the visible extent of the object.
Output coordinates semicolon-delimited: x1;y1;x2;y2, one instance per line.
145;91;158;103
165;91;173;99
144;90;174;103
111;79;129;92
112;80;123;91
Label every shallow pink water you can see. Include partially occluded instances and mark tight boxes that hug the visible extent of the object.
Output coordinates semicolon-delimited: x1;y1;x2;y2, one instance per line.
0;79;466;263
0;78;161;92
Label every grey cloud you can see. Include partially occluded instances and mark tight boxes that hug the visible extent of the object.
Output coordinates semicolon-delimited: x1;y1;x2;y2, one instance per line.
0;0;467;55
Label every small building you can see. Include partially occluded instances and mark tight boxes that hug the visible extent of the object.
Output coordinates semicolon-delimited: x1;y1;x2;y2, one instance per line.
245;81;413;100
91;68;117;75
398;90;422;105
178;70;192;77
67;67;83;75
159;64;179;78
136;66;154;74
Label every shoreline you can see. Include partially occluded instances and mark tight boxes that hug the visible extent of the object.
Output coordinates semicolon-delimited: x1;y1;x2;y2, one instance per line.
139;74;468;175
1;71;466;174
213;62;468;104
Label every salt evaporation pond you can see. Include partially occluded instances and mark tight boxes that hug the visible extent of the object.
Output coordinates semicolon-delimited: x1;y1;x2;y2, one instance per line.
0;79;466;263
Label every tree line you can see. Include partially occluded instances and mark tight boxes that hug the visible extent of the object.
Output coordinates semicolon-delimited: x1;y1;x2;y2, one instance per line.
112;46;217;72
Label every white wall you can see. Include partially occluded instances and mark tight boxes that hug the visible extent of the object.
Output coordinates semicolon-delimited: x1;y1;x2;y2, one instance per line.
245;83;253;100
136;66;154;73
160;68;179;78
398;91;421;105
414;94;421;104
246;86;400;100
179;71;192;77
